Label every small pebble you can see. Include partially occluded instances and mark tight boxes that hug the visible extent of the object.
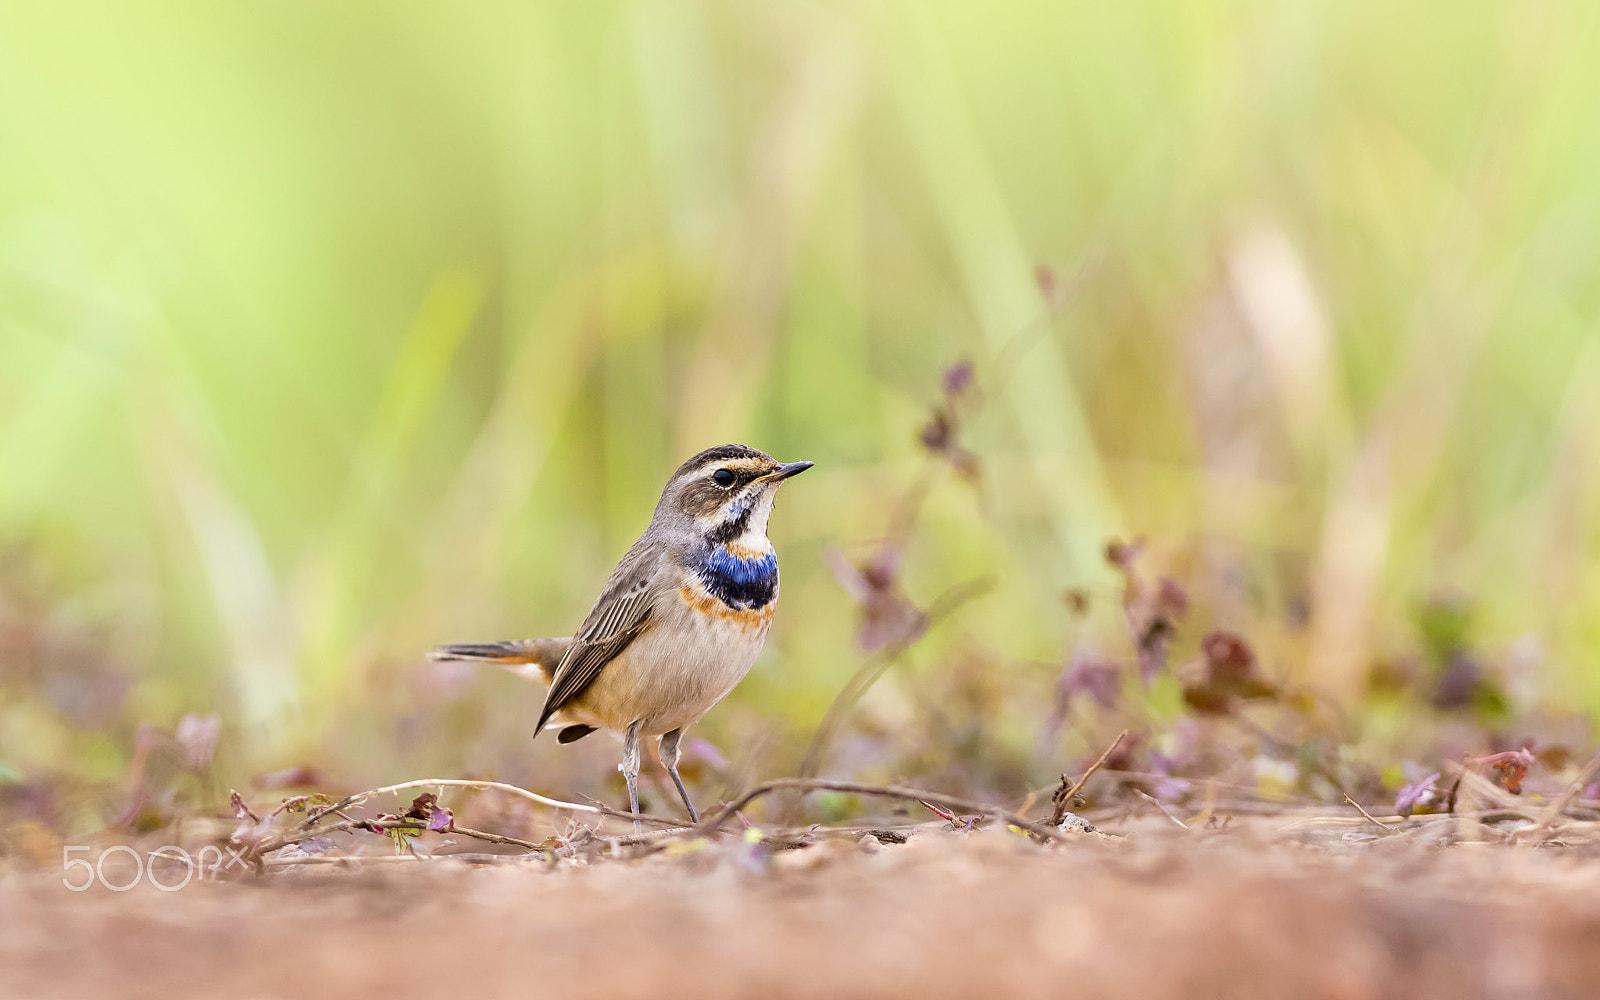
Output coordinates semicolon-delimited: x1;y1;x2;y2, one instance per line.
1056;813;1098;834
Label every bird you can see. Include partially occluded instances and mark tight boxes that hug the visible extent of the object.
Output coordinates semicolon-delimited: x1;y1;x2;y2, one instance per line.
429;443;812;826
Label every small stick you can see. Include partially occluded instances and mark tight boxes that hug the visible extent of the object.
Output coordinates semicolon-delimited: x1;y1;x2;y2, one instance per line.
1344;794;1396;836
1095;770;1299;802
1050;730;1127;827
1446;753;1468;814
694;777;1060;842
447;824;544;850
1132;788;1191;833
266;795;311;821
266;855;427;868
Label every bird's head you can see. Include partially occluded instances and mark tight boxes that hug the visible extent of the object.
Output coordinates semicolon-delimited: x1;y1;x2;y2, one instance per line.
657;443;812;548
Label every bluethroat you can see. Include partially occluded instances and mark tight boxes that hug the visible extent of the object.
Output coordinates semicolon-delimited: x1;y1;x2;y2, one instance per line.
430;443;812;825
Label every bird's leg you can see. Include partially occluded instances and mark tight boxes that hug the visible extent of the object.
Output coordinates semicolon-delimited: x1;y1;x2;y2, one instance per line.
659;728;699;823
620;720;643;832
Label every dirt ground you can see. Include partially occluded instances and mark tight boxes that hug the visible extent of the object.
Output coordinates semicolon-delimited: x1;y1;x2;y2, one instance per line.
5;817;1600;1000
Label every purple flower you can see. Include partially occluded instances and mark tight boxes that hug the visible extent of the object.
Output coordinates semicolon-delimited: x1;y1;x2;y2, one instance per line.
1058;656;1121;712
687;738;729;770
1395;772;1441;816
942;360;975;397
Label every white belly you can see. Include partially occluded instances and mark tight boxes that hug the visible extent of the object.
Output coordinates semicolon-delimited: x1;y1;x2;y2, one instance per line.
561;577;775;736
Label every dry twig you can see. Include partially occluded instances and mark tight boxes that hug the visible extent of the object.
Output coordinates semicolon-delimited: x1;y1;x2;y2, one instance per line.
253;817;544;857
238;777;687;862
695;777;1060;842
1132;788;1192;833
1344;794;1397;836
1050;729;1128;827
298;778;681;832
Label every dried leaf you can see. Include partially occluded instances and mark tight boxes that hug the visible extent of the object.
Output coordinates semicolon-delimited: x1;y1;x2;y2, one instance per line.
1467;750;1536;795
1062;589;1091;616
1535;744;1572;771
916;360;981;484
1181;686;1232;715
1043;653;1121;745
1154;578;1190;622
918;409;953;453
825;545;924;652
1105;537;1146;574
396;791;455;832
1132;579;1188;684
1059;655;1121;712
1100;540;1188;683
1182;631;1277;714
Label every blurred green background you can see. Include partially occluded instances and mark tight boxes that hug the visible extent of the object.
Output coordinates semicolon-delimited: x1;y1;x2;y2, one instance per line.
4;1;1600;825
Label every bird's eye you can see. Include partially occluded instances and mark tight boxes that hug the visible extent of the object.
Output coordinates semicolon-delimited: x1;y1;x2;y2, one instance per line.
712;469;736;488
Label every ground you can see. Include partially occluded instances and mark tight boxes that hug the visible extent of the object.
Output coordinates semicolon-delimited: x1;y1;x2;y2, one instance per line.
5;814;1600;1000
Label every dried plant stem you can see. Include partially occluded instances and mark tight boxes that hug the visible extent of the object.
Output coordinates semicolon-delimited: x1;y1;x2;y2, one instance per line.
255;816;544;856
265;854;429;867
1050;730;1127;827
298;778;681;832
1132;788;1192;832
238;777;687;861
1344;795;1397;836
696;777;1060;842
441;824;543;850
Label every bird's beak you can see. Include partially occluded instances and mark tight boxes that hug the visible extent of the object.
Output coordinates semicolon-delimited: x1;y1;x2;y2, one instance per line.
762;460;814;483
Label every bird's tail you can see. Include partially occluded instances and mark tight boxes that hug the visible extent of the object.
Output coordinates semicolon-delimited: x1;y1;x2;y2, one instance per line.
427;637;569;684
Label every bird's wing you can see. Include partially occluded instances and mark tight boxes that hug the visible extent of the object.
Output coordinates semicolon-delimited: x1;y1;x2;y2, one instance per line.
534;538;666;734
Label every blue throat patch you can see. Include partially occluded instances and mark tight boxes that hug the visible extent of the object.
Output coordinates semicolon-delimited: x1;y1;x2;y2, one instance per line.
695;546;778;609
706;546;777;583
